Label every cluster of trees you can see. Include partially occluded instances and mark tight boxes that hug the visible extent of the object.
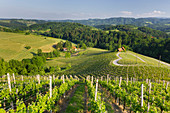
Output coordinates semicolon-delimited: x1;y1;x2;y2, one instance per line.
29;22;170;63
0;55;62;76
55;40;72;51
0;27;24;33
37;49;60;58
0;56;47;76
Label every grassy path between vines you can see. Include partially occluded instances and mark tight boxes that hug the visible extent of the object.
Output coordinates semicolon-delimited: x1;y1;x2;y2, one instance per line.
55;84;79;113
64;83;87;113
99;86;126;113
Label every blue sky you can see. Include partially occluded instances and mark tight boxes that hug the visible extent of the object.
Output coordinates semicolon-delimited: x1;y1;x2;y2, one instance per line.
0;0;170;20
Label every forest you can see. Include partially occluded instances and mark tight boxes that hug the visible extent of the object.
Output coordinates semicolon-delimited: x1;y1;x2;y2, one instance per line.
27;22;170;63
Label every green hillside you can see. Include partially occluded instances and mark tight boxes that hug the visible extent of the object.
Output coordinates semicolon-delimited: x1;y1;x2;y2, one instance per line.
45;48;170;80
0;32;70;61
27;22;170;63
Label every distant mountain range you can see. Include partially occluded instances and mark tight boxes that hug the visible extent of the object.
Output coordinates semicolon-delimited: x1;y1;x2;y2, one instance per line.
50;17;170;32
1;17;170;32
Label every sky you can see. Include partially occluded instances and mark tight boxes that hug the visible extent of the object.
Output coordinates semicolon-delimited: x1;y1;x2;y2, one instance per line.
0;0;170;20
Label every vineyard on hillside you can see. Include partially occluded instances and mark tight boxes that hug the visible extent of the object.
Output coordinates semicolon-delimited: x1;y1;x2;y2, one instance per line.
0;50;170;113
54;49;169;81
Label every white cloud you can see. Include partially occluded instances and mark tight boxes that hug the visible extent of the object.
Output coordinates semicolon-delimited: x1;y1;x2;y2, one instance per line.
137;10;166;17
120;11;132;16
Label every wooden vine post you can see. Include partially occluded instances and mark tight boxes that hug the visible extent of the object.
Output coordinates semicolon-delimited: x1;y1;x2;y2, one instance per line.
126;75;128;85
101;76;103;81
49;76;52;98
163;80;165;87
91;76;93;87
63;75;66;98
7;73;11;92
7;73;14;109
13;73;16;84
119;77;122;87
147;83;151;113
166;82;169;90
141;84;144;107
63;75;65;83
37;75;40;84
49;76;52;113
21;75;23;81
95;79;98;101
107;74;109;84
117;77;122;105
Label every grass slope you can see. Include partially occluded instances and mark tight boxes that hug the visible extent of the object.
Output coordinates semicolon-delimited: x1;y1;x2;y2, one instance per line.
0;32;70;61
118;51;170;68
65;83;85;113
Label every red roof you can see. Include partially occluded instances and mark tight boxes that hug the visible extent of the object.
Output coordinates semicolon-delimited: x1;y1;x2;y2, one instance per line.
72;46;77;49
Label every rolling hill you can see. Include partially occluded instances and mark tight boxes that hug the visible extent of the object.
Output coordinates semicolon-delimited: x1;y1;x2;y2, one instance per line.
0;32;72;61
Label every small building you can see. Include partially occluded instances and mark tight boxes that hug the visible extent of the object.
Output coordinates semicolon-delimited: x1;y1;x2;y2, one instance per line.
72;46;77;51
118;48;123;52
118;47;125;52
63;48;67;51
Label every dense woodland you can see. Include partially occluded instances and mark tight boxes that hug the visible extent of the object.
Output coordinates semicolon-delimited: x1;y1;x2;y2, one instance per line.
28;22;170;63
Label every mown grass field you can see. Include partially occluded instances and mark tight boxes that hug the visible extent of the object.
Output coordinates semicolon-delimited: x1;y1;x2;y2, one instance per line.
118;51;170;68
0;32;72;61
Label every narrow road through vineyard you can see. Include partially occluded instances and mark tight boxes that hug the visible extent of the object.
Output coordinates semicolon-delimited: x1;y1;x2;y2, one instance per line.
113;52;145;66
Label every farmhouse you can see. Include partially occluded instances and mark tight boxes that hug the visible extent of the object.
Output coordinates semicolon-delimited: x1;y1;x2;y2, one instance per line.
63;48;67;51
63;46;77;51
118;47;125;52
72;46;77;51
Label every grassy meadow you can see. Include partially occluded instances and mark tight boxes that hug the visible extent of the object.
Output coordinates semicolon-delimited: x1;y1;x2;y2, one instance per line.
0;32;71;61
118;51;170;68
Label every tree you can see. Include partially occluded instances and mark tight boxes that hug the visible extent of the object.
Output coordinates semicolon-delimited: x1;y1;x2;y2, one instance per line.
21;68;27;75
65;52;71;58
25;46;31;50
81;43;87;49
53;50;60;57
49;66;55;73
31;56;45;67
37;49;42;56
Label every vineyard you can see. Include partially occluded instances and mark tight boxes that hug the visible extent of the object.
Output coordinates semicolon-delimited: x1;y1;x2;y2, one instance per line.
0;50;170;113
0;73;169;113
54;49;170;81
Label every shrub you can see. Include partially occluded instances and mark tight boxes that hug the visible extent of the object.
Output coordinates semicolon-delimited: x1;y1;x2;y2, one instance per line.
25;46;31;50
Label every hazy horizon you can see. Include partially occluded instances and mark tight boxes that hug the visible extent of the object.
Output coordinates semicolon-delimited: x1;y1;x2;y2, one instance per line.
0;0;170;20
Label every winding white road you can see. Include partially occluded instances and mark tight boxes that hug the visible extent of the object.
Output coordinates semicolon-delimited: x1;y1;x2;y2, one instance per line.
113;52;126;66
113;52;145;66
113;52;170;67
